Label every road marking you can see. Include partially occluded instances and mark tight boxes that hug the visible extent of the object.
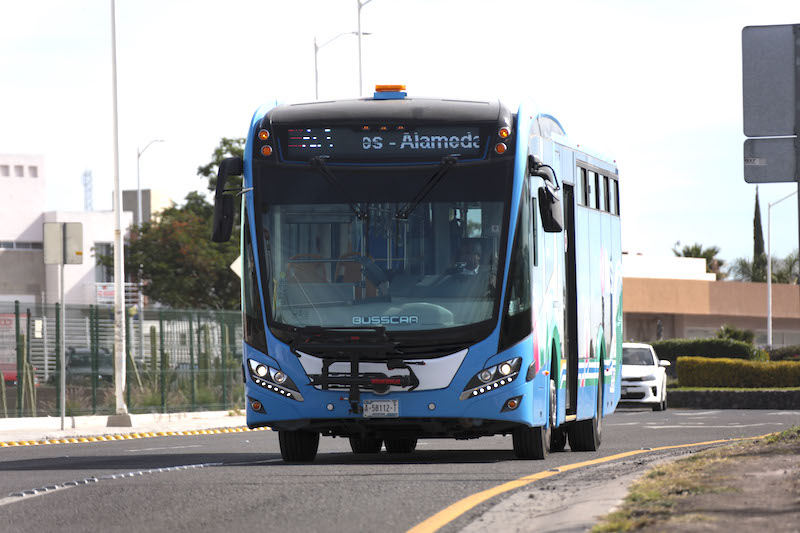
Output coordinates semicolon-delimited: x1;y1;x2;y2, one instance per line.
407;434;772;533
0;462;223;508
645;423;784;429
126;445;204;452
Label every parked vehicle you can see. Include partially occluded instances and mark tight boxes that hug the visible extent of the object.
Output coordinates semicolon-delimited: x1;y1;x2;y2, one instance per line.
1;362;39;387
65;347;114;384
621;343;669;411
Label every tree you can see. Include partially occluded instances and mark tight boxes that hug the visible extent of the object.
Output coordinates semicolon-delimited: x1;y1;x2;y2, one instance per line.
671;242;727;280
97;137;248;309
100;192;240;309
752;187;767;281
197;137;246;193
771;251;799;284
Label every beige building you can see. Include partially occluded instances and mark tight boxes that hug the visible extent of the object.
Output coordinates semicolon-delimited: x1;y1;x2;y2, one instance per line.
623;254;800;347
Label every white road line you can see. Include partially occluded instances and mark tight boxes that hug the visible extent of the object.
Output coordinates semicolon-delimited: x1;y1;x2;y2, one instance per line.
0;462;222;508
126;445;203;452
646;423;784;429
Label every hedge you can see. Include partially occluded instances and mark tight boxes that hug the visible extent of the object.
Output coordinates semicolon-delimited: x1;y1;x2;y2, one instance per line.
768;345;800;362
651;338;764;364
676;356;800;388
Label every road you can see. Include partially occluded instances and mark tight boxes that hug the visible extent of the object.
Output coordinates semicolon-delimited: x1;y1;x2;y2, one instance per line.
0;408;798;533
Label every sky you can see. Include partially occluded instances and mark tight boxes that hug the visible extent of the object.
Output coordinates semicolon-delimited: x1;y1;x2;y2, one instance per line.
2;0;799;267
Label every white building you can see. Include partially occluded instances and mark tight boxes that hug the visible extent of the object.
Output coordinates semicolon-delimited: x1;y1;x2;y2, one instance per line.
0;153;169;306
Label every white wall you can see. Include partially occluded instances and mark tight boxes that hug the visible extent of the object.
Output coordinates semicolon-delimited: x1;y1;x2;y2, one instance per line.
43;210;134;305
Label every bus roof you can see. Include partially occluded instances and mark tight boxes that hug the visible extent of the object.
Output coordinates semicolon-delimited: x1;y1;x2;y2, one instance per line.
265;97;508;125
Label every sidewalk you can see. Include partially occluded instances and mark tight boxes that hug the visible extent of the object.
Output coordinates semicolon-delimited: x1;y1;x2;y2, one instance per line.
0;411;249;446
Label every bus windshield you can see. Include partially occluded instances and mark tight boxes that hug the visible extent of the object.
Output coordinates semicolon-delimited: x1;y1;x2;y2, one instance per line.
255;161;512;338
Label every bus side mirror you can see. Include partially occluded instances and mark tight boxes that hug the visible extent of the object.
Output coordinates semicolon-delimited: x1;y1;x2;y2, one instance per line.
211;156;244;243
529;155;563;233
538;186;563;233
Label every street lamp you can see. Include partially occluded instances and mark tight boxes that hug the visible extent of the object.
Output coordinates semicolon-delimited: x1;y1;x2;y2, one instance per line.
314;32;371;100
136;139;163;366
357;0;375;97
767;189;798;347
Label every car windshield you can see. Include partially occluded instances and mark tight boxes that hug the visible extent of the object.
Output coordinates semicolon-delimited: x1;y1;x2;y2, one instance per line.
623;347;655;366
254;161;511;337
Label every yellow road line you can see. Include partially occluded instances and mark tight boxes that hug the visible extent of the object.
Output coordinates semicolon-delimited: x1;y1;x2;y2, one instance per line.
0;426;269;448
408;435;768;533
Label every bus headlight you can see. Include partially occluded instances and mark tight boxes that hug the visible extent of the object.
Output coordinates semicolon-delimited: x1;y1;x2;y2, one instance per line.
460;357;521;400
247;359;303;402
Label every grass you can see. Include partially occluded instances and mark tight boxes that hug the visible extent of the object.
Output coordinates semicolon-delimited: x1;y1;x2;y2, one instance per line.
591;425;800;532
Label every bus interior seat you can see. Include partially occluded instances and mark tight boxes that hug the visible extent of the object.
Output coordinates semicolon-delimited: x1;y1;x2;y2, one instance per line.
335;252;377;299
288;254;329;284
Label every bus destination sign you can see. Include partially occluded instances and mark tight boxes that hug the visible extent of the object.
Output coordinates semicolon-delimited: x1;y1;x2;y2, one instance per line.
282;126;486;162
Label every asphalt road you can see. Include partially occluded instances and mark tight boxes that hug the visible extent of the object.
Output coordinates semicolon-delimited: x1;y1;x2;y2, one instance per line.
0;408;798;533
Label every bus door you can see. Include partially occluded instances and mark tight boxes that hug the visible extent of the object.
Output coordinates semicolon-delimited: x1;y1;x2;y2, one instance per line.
562;184;578;414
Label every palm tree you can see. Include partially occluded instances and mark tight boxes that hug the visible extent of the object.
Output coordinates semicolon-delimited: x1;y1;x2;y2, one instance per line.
672;242;727;280
772;251;799;284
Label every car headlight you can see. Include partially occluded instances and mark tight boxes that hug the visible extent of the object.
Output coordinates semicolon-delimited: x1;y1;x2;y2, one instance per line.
460;357;521;400
247;359;303;401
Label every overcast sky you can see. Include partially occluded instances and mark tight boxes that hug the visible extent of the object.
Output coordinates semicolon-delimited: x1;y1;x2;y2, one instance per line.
2;0;799;266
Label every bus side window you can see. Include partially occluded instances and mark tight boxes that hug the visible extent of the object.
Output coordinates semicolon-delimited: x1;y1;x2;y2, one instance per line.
609;177;618;215
531;195;538;266
588;171;596;209
603;175;610;212
594;172;600;210
614;179;621;215
579;167;589;206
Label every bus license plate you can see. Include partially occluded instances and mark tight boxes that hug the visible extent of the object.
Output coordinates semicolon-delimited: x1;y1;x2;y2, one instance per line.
363;399;398;418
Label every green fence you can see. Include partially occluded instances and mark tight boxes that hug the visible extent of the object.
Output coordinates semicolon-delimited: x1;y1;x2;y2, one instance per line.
0;301;243;418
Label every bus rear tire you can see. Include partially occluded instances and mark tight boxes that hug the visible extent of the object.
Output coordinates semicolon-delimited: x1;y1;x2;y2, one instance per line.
568;373;603;452
550;427;568;452
384;437;417;453
278;430;320;463
349;436;382;454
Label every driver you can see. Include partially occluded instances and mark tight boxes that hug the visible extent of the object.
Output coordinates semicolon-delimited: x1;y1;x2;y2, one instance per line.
453;242;481;275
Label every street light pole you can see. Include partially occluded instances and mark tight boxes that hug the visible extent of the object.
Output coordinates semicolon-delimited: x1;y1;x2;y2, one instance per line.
109;0;127;420
357;0;374;97
136;139;163;369
767;189;798;348
314;32;370;100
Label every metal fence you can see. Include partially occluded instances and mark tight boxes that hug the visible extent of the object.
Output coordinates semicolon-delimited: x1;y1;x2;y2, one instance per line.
0;301;243;418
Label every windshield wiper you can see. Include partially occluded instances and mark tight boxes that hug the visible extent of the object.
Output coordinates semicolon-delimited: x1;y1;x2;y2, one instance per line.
310;157;368;220
395;156;457;220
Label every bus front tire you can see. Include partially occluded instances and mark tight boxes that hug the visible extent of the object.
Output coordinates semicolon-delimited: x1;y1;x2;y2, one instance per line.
349;436;383;454
278;430;320;463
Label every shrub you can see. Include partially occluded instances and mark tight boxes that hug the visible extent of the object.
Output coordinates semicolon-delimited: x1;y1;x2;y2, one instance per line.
716;323;755;344
769;345;800;362
676;356;800;388
651;338;758;366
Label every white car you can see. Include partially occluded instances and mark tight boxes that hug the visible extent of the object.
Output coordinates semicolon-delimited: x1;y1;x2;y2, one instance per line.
621;342;669;411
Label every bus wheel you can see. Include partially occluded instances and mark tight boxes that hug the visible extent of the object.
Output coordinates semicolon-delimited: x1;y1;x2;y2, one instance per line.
549;376;567;452
278;430;320;463
568;372;603;452
384;437;417;453
349;436;383;454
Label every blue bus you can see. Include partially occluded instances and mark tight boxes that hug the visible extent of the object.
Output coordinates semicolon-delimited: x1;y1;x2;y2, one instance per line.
212;85;622;462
